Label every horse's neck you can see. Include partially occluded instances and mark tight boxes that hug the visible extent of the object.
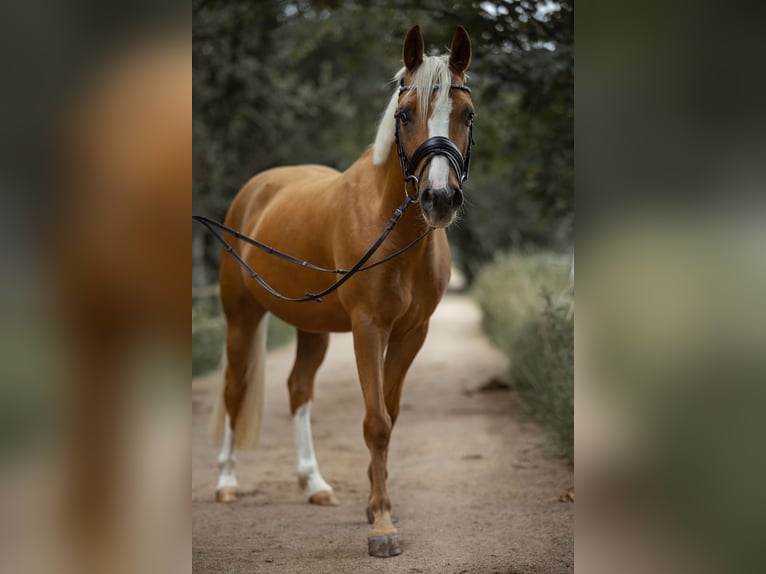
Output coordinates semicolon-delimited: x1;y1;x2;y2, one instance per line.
336;146;448;284
344;146;430;238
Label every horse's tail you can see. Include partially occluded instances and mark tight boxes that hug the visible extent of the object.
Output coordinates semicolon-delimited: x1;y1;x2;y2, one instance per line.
210;315;268;449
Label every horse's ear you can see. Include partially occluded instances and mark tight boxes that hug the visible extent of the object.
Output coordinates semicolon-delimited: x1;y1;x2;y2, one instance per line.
403;25;424;71
449;26;471;74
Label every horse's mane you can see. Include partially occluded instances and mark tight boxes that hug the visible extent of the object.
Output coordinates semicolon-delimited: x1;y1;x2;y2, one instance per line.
372;55;453;166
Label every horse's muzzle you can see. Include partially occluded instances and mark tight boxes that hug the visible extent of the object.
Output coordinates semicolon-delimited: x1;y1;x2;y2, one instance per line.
420;186;463;227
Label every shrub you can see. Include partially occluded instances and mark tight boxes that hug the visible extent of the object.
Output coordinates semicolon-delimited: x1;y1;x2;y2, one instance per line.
472;253;573;463
192;305;225;377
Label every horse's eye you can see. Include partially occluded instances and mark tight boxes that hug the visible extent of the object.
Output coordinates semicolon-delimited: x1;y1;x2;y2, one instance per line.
465;110;475;126
397;108;411;126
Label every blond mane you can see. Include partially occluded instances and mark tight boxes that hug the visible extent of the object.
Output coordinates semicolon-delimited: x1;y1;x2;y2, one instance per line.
372;55;453;165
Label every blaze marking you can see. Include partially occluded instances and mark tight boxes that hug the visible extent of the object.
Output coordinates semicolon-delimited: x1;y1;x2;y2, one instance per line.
426;95;453;188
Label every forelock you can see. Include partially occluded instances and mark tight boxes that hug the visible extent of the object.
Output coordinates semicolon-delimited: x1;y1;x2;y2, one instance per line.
403;55;452;120
372;55;459;166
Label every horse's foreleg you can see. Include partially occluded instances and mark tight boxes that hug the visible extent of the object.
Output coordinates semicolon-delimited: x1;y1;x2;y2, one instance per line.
362;323;428;526
383;322;429;427
351;317;400;557
288;330;336;505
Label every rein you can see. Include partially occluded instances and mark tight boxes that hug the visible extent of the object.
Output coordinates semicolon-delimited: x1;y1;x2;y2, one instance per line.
192;195;430;303
192;83;472;303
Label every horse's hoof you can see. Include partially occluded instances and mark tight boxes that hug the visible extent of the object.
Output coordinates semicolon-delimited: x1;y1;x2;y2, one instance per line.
215;488;237;503
309;491;338;506
368;533;401;557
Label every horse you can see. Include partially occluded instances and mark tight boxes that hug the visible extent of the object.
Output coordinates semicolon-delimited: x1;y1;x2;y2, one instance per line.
210;25;474;558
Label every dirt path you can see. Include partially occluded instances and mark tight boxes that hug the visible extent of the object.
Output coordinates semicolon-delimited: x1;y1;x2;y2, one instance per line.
192;293;573;573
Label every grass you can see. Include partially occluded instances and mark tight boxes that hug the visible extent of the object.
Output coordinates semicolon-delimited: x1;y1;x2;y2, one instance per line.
472;252;574;464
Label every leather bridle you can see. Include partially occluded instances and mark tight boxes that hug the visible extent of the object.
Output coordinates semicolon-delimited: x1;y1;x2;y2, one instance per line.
394;83;474;201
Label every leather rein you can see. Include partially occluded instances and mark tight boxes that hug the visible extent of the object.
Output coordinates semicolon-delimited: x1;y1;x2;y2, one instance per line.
192;84;473;303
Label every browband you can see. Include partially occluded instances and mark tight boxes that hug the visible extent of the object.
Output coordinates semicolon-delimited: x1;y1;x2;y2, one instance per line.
399;83;471;94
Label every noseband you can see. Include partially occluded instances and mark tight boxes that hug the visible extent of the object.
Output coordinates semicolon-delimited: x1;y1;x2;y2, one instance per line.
394;83;474;200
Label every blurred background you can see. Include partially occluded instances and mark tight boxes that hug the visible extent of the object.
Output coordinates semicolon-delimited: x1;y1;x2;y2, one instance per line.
1;1;189;573
577;2;766;573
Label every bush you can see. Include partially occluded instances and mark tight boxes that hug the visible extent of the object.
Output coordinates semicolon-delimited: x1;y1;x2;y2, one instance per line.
192;305;226;377
472;253;573;463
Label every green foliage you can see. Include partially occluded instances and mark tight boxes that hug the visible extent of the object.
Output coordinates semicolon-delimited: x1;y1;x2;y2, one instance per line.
192;0;573;286
265;314;296;351
450;1;573;282
472;253;573;463
192;305;225;376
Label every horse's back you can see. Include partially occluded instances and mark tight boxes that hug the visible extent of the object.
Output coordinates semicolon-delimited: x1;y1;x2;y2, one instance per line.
226;164;342;230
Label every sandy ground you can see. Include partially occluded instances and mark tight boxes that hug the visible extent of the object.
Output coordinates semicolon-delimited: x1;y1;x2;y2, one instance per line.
192;293;573;573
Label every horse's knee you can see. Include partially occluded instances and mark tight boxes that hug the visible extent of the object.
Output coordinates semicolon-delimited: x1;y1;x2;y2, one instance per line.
364;412;392;449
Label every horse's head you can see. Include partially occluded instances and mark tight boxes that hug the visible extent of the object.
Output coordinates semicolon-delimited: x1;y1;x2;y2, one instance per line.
387;25;474;229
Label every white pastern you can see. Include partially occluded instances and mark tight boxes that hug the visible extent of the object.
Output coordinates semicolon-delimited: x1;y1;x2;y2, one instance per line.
216;415;238;491
293;401;333;496
427;96;453;189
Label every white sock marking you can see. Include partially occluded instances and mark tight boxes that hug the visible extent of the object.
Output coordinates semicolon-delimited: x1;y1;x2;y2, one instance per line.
293;401;332;496
427;95;453;189
216;415;238;491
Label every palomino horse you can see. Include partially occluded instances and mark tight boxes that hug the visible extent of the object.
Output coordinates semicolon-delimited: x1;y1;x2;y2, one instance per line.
212;25;474;557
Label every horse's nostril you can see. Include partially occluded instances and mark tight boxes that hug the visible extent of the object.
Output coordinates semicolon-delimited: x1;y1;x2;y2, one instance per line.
452;189;464;208
423;187;462;212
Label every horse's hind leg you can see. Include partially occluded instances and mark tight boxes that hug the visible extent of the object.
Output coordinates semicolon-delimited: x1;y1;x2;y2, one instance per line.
288;330;337;505
215;303;267;502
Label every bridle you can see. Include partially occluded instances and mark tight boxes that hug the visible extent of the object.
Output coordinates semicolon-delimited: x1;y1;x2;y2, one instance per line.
394;83;474;201
192;83;475;303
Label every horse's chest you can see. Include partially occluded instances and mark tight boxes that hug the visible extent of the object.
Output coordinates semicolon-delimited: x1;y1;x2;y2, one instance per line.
362;260;449;324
